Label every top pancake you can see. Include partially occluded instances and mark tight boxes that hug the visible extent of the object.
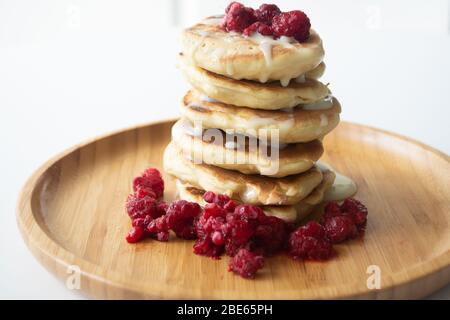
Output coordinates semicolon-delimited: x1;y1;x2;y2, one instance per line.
181;16;325;83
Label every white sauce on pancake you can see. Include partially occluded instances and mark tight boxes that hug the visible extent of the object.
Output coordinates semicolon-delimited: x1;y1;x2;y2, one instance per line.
200;94;219;103
248;34;296;84
317;161;357;201
295;74;306;83
302;96;334;110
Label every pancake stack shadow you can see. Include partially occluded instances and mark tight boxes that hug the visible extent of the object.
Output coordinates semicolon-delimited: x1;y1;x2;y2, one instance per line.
164;16;342;223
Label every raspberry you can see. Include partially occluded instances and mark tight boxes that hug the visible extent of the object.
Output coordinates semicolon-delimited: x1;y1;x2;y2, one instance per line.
234;204;264;221
126;226;145;243
203;191;216;203
202;191;231;207
203;203;226;219
324;216;357;243
211;231;225;245
341;198;368;226
135;187;156;199
166;200;202;240
255;4;281;24
253;216;287;255
222;2;257;33
288;221;333;260
322;198;369;242
243;22;273;37
272;10;311;42
323;201;341;219
193;237;224;259
297;221;326;239
223;200;236;212
125;194;164;220
225;2;244;14
228;249;264;279
147;216;169;242
133;168;164;198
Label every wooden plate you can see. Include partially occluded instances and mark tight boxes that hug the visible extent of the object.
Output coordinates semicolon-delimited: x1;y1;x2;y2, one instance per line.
17;120;450;299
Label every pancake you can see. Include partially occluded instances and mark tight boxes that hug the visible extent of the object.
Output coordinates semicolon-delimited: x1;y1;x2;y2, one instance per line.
171;117;324;177
178;55;330;110
176;170;335;223
163;141;323;206
181;90;341;143
181;16;325;84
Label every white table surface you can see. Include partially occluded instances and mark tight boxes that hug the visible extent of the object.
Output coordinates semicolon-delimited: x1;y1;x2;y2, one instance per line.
0;0;449;299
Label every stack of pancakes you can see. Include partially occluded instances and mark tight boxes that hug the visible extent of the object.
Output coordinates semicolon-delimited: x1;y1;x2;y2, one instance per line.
164;16;343;223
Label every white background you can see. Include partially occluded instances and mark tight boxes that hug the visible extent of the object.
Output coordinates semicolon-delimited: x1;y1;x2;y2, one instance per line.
0;0;449;299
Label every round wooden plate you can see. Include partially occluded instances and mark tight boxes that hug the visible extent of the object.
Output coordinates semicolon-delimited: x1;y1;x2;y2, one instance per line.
17;120;450;299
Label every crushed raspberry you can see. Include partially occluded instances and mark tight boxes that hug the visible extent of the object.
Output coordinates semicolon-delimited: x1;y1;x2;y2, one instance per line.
228;249;264;279
126;226;145;243
124;167;369;279
243;22;273;37
253;216;287;256
125;194;165;220
166;200;202;240
222;2;257;33
288;221;334;260
324;216;357;243
193;237;224;259
322;198;368;243
255;4;281;24
272;10;311;42
146;216;170;242
133;168;164;198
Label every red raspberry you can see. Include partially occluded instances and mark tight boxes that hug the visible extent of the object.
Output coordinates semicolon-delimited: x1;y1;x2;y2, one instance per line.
253;216;287;256
203;191;216;203
125;194;165;220
193;237;224;259
272;10;311;42
211;231;225;245
288;221;333;260
255;4;281;24
341;198;368;226
202;191;231;207
225;2;244;14
166;200;202;240
203;203;226;219
146;216;170;242
222;3;257;33
234;204;264;221
228;249;264;279
297;221;326;239
324;216;357;243
243;22;273;37
134;187;157;199
223;199;236;212
133;168;164;198
126;226;145;243
323;201;341;219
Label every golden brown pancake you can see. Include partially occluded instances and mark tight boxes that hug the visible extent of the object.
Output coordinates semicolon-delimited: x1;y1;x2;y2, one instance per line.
181;16;324;83
178;55;330;110
171;117;324;177
181;90;341;143
176;170;335;223
164;141;323;206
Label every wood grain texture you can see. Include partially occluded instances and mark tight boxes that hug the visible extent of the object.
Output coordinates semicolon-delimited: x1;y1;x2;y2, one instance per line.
16;120;450;299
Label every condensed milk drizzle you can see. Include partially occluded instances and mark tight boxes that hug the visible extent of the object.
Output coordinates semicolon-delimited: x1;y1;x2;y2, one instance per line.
316;161;357;201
